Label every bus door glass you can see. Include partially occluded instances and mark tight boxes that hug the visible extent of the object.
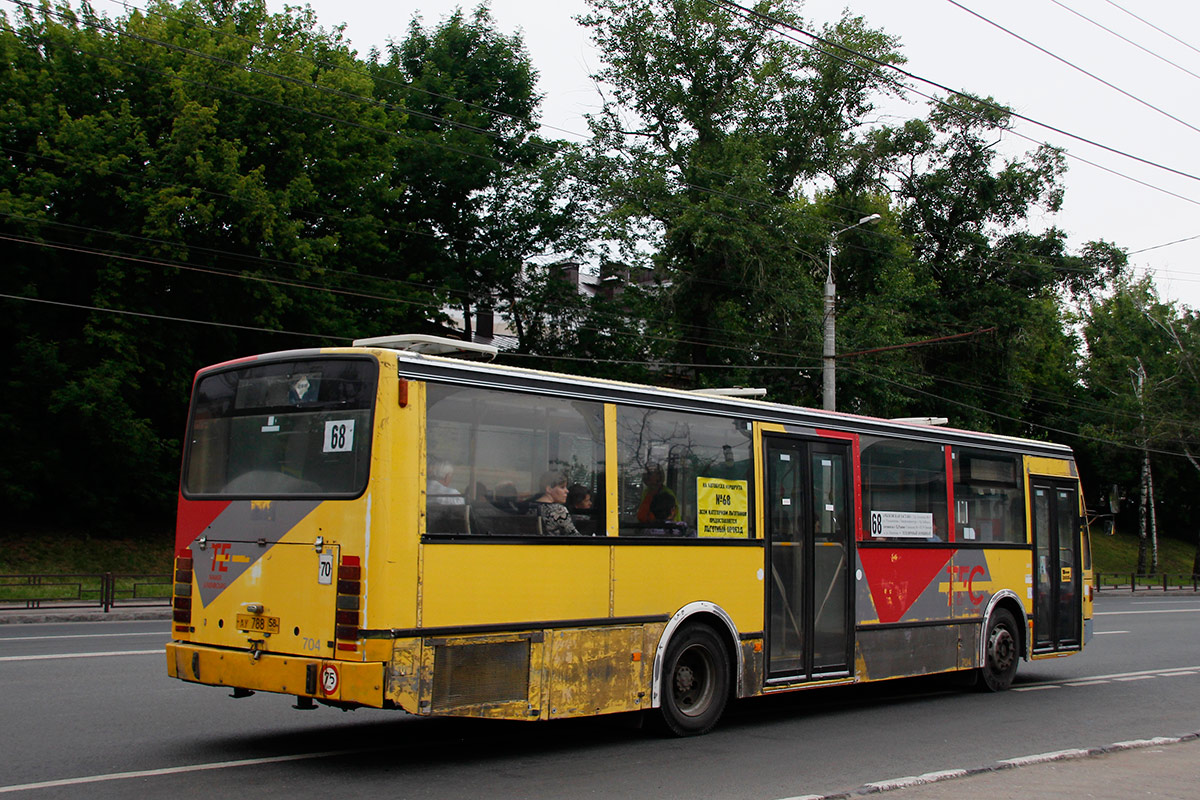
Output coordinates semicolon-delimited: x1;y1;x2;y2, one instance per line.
1032;481;1082;651
765;436;853;680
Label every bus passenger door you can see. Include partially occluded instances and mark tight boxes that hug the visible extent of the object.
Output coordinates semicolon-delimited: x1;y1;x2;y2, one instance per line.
765;437;853;681
1031;481;1082;652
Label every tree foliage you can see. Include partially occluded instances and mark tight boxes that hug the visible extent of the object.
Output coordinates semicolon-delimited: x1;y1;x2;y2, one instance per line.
1078;279;1200;571
0;0;572;528
578;0;907;392
1;0;1196;564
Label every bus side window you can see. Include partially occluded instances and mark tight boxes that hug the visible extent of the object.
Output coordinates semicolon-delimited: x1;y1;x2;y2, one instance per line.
861;436;948;542
424;383;606;537
615;407;754;539
952;448;1025;544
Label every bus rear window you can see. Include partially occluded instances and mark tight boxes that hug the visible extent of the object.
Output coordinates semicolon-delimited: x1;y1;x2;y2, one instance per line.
182;358;377;498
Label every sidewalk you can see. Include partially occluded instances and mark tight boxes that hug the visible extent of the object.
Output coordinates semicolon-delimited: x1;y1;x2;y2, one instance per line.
843;736;1200;800
0;607;171;624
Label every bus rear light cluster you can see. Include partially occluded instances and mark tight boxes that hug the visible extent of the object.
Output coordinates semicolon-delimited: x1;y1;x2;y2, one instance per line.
173;556;193;629
335;555;361;652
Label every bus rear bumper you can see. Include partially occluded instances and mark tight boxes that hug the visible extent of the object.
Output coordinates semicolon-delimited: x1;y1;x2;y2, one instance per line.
166;642;386;709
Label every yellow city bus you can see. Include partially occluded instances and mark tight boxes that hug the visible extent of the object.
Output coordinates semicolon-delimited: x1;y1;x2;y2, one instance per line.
166;335;1093;735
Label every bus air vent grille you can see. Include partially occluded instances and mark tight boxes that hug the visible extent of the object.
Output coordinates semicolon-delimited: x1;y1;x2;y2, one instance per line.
432;641;530;710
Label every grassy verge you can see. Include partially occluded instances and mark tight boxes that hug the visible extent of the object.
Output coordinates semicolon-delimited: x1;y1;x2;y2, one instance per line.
0;528;173;575
1091;527;1198;576
0;529;174;606
1;525;1193;578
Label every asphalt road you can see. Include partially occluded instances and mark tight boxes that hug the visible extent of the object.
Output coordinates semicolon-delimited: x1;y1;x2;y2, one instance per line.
1;593;1198;799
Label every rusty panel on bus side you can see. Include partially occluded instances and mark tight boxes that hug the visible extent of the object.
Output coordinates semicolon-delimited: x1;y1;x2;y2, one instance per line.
419;544;611;628
611;545;764;633
411;632;547;720
546;626;647;718
855;623;971;681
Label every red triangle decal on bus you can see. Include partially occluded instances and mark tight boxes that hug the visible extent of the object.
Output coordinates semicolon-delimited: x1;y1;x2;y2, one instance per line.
859;548;954;624
175;494;231;556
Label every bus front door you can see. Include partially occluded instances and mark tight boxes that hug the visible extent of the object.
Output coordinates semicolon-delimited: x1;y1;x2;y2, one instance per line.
765;437;853;681
1032;480;1082;652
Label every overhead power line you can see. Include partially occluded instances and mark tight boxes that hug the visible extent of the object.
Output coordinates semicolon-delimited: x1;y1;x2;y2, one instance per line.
1049;0;1200;84
709;0;1200;192
943;0;1200;137
1103;0;1200;58
0;292;350;341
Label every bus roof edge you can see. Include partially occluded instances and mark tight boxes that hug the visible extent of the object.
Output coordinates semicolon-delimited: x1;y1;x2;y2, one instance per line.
352;334;498;362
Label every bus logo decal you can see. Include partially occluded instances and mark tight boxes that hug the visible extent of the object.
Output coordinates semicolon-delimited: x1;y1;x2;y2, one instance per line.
186;499;322;606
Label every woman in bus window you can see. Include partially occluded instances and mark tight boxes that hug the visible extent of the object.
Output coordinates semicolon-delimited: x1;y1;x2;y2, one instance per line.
530;470;582;537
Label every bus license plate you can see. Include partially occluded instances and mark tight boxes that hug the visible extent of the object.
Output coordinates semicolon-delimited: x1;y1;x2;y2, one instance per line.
236;613;280;634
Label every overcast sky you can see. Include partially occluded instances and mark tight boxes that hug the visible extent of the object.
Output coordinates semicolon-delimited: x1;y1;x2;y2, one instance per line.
257;0;1200;310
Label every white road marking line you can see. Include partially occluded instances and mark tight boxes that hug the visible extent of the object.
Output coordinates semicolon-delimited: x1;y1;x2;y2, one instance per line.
1010;665;1200;692
1095;608;1200;615
0;649;162;662
1021;665;1200;688
1093;630;1129;634
0;632;166;643
0;750;364;794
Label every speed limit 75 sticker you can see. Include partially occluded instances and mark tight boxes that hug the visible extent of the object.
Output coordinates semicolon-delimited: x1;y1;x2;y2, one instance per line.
321;665;339;695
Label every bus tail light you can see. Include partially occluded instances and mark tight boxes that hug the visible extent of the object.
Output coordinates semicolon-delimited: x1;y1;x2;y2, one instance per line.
173;555;193;630
335;555;362;652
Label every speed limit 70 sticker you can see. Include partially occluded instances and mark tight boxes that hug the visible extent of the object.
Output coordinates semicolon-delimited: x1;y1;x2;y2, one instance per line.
321;664;339;695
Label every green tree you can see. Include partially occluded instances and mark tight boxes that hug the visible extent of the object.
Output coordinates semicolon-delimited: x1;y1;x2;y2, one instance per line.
368;6;561;341
873;94;1124;433
578;0;907;396
1078;277;1200;574
0;0;568;528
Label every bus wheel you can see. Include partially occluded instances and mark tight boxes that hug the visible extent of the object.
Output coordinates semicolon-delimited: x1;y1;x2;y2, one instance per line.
978;608;1019;692
659;625;730;736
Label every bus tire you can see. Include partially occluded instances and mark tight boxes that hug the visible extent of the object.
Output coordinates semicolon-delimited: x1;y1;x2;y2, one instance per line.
977;607;1019;692
658;624;730;736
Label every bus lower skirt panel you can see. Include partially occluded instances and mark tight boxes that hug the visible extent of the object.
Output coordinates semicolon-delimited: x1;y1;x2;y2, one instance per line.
856;623;980;681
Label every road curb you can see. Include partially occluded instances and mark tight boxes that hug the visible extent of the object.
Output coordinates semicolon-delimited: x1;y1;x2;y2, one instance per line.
786;732;1200;799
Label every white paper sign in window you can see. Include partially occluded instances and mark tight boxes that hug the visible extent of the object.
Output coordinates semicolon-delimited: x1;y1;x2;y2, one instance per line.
324;420;355;453
870;510;934;539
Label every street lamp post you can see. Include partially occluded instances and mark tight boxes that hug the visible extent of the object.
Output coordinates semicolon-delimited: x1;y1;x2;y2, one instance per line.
823;213;880;412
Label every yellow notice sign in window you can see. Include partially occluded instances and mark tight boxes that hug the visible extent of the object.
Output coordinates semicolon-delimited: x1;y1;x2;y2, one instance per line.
1061;567;1073;583
696;477;749;538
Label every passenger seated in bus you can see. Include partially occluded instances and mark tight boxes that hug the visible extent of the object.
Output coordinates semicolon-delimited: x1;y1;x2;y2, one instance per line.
530;470;582;536
637;463;679;522
567;483;600;535
426;459;464;505
492;481;523;514
567;484;592;513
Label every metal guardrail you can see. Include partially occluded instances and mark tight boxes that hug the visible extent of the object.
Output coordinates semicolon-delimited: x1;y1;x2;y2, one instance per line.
0;573;172;612
1094;572;1200;592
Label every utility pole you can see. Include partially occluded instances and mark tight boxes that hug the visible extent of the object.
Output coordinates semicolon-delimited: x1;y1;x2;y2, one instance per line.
822;213;880;411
